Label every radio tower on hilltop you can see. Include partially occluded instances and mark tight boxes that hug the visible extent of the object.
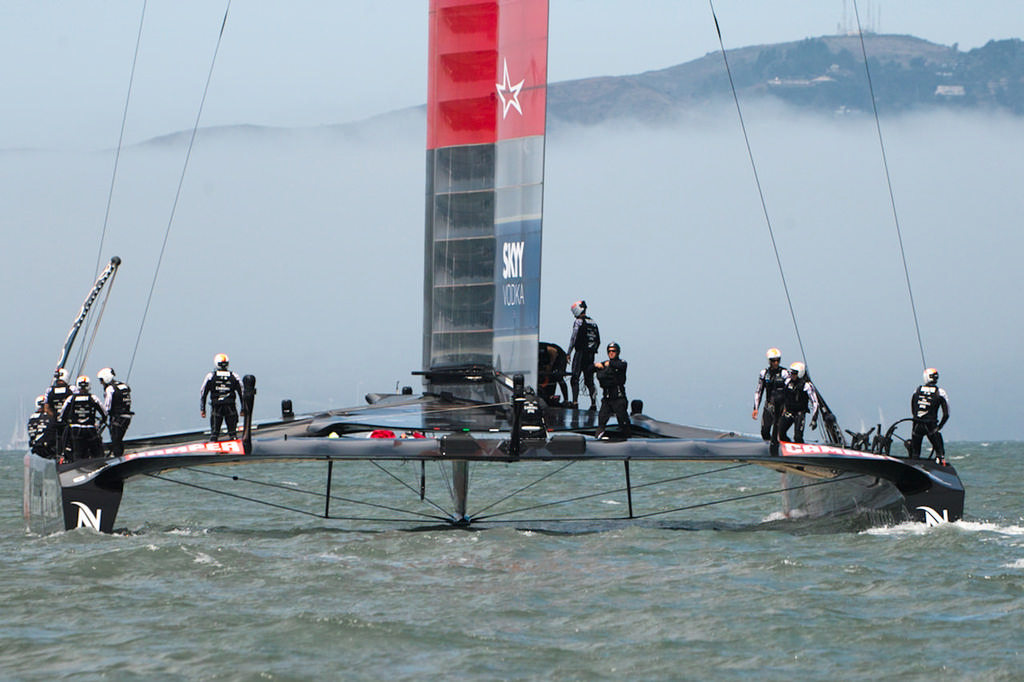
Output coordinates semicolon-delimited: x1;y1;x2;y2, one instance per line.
838;0;880;36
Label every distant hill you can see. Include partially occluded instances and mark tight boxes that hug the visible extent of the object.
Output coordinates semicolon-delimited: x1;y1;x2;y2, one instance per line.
138;33;1024;149
548;34;1024;126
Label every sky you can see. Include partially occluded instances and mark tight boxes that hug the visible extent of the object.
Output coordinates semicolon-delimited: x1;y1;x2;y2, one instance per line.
2;1;1024;442
4;1;1024;150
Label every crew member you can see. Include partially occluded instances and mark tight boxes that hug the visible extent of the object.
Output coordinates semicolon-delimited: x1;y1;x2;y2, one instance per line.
772;361;820;453
909;367;950;464
752;348;789;442
200;353;246;442
59;376;107;462
97;367;132;458
538;341;569;405
567;300;600;411
594;342;630;439
44;368;75;416
44;368;75;459
27;395;56;459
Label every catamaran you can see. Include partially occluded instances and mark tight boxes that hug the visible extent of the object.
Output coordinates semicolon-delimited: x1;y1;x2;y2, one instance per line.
23;0;964;535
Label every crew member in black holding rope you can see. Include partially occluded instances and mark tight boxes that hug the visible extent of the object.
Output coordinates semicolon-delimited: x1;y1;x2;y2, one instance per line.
594;342;629;440
200;353;246;442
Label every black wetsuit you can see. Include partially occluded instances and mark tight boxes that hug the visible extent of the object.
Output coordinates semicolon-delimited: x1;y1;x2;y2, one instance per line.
753;365;789;441
568;316;599;409
59;392;107;462
103;380;133;458
44;380;74;458
773;377;820;450
538;342;569;405
27;410;56;459
596;357;629;438
909;383;950;460
200;369;244;441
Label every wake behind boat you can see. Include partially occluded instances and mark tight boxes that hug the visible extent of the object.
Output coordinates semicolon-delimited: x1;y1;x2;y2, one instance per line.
23;0;963;535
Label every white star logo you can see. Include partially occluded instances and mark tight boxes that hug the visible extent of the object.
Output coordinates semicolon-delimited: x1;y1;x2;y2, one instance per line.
495;58;525;119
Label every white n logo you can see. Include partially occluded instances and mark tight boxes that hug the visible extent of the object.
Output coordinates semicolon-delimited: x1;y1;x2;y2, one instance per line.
916;506;949;527
72;501;102;531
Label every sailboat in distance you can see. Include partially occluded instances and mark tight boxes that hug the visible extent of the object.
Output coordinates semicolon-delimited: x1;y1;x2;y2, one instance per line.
6;399;29;452
24;0;964;535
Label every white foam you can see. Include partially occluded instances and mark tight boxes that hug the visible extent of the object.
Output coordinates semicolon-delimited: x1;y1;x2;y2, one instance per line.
863;519;1024;537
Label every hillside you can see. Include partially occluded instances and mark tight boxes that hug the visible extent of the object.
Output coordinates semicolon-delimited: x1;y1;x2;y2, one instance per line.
141;33;1024;149
548;34;1024;126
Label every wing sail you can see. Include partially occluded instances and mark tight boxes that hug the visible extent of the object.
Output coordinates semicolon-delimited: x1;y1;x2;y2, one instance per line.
423;0;549;401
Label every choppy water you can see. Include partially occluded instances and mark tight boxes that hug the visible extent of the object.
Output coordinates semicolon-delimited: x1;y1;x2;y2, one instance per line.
3;442;1022;681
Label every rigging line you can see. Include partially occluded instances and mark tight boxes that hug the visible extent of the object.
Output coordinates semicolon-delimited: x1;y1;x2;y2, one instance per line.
469;459;579;518
367;459;454;517
93;0;148;281
145;471;333;520
126;0;232;382
708;0;808;364
472;461;753;522
161;468;449;522
629;473;863;520
852;0;927;369
472;483;622;521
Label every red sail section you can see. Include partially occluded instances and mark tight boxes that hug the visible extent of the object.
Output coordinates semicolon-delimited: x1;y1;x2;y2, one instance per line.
427;0;548;149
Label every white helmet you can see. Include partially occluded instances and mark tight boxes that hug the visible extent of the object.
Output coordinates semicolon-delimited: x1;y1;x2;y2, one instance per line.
97;367;115;385
570;300;587;318
766;348;781;361
56;368;70;383
35;395;45;409
77;375;90;391
923;367;938;385
789;361;806;379
215;353;229;369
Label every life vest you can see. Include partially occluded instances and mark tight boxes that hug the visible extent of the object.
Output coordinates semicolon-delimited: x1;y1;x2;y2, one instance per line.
785;379;810;413
598;359;627;398
765;365;786;401
913;385;942;421
27;413;50;443
46;383;73;413
583;319;600;354
66;394;103;428
211;370;237;405
108;380;132;416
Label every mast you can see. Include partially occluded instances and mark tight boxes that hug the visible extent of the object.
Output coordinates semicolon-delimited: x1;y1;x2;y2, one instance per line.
423;0;549;402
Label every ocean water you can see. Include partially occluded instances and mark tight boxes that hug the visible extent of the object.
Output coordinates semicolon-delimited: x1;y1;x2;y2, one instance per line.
2;442;1022;681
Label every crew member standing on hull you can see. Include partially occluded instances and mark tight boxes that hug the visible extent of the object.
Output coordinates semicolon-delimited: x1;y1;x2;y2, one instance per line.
27;395;56;459
200;353;246;442
752;348;789;442
44;368;75;459
566;300;599;411
772;361;820;454
595;342;630;439
59;376;107;462
909;367;950;465
97;367;132;458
